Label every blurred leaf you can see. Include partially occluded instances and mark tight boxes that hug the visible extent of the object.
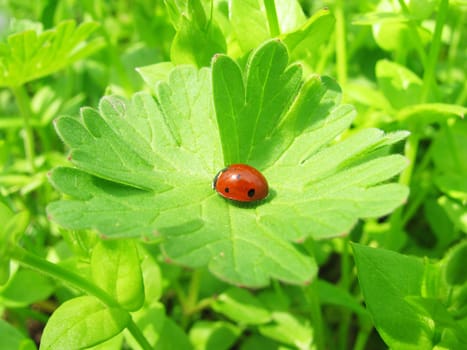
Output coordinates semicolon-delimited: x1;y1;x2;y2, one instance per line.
258;311;313;349
0;268;54;307
0;319;36;350
189;321;241;350
229;0;270;53
281;8;335;66
91;240;144;311
212;287;271;325
0;20;104;87
170;0;226;67
140;253;163;303
442;240;467;286
376;59;423;109
435;173;467;202
438;196;467;234
0;203;29;285
432;120;467;175
317;279;370;317
398;103;467;127
40;295;129;350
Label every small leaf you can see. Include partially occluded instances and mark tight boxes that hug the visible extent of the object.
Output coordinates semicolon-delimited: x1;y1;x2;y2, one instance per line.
258;311;313;349
352;243;433;350
432;120;467;175
281;8;335;65
0;20;104;87
317;280;369;317
376;59;423;109
212;287;271;325
189;321;241;350
438;196;467;234
442;240;467;286
170;0;226;67
91;240;144;311
40;295;129;350
229;0;270;53
0;268;54;308
0;203;29;285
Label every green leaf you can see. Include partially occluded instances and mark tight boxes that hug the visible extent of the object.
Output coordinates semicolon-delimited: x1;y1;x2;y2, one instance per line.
229;0;270;53
352;243;433;349
0;20;104;87
0;319;36;350
48;40;408;287
189;321;241;350
129;302;193;350
281;8;335;66
40;295;130;350
398;103;467;126
438;196;467;234
435;173;467;202
212;287;271;325
258;311;313;349
170;0;226;67
376;59;423;109
140;253;163;303
317;280;369;317
432;120;467;175
0;203;29;285
91;240;144;311
0;268;54;307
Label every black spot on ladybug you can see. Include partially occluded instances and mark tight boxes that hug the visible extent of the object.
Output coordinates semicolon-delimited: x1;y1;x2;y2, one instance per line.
247;189;255;198
225;187;230;193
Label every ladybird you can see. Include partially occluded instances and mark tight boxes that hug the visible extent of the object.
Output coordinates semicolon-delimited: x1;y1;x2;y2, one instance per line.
212;164;269;202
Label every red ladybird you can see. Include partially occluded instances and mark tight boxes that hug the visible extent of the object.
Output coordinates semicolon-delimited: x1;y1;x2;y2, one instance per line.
212;164;269;202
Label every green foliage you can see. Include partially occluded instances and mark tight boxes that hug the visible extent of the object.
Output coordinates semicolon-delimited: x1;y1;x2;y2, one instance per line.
0;319;36;350
353;243;467;349
1;0;466;349
0;20;104;87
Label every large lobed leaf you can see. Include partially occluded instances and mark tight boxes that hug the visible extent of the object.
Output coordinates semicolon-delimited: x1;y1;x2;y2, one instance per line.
48;40;408;287
0;20;104;87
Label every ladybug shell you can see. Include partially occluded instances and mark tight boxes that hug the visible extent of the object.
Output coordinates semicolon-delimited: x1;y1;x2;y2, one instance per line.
212;164;269;202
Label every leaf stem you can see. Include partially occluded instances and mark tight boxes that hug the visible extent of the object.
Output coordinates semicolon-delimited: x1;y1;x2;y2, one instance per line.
264;0;280;37
12;85;36;172
335;0;348;86
10;245;152;350
304;281;325;350
420;0;449;103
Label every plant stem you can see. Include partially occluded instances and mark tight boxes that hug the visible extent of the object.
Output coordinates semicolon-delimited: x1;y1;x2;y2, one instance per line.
12;85;36;172
396;0;428;67
420;0;449;102
10;245;152;350
126;319;153;350
335;0;347;87
186;269;201;314
264;0;280;37
353;325;371;350
304;281;325;350
338;236;351;350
